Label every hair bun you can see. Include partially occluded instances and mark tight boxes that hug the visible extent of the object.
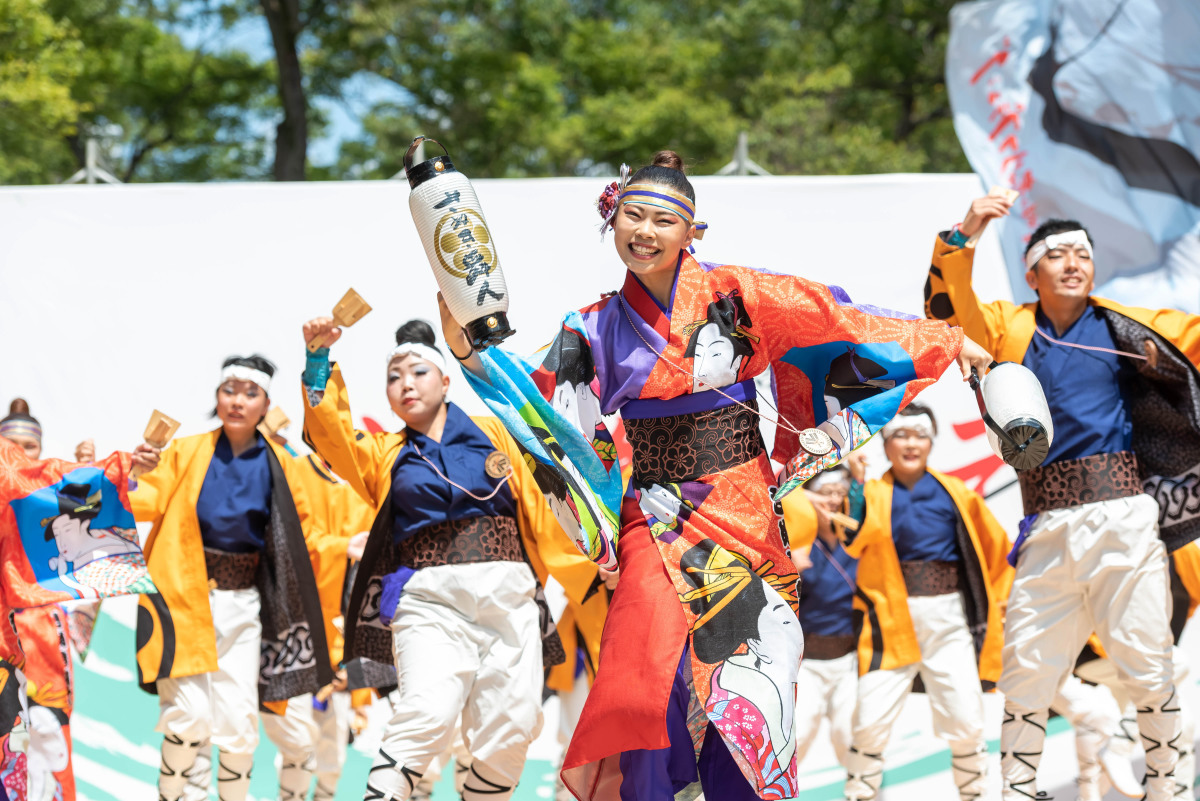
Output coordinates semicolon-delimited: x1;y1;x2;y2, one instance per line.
395;319;438;348
652;150;685;173
9;398;30;416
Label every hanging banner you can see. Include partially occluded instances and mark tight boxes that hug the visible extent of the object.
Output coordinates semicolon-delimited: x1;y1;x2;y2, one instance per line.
946;0;1200;311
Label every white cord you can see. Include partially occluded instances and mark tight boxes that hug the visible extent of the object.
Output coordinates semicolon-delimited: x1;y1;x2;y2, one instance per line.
410;439;514;501
1034;325;1147;360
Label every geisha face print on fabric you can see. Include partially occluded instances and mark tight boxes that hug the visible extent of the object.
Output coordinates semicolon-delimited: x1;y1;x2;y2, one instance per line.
461;251;962;798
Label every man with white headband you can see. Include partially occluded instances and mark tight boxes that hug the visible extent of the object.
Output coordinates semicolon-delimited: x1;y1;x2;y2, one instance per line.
926;196;1200;799
841;403;1012;801
787;465;861;775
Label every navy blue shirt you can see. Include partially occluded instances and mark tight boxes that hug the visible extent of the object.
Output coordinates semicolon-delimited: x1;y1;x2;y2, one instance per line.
797;539;857;637
196;432;273;553
892;472;961;563
390;403;516;543
1023;306;1134;464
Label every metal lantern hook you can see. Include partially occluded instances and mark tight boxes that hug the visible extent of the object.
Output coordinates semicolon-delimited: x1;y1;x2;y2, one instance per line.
403;136;450;174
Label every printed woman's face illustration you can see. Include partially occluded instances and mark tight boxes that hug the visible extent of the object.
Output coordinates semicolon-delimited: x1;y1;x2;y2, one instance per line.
691;323;742;392
640;484;683;526
50;516;94;564
552;380;602;442
546;490;583;546
746;601;803;673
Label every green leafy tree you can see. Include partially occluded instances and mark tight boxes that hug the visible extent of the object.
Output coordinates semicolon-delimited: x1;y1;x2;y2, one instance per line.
56;0;278;182
0;0;277;184
330;0;969;178
0;0;85;183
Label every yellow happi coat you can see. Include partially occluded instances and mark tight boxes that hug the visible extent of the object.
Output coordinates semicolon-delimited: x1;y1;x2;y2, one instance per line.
130;430;329;701
1174;541;1200;623
782;490;819;557
301;365;603;662
843;469;1013;682
290;452;375;669
546;588;608;693
926;233;1200;552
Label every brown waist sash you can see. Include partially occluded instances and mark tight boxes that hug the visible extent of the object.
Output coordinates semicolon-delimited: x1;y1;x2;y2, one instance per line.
204;547;260;590
900;560;960;597
1017;451;1141;516
396;515;523;570
804;633;857;661
624;399;766;485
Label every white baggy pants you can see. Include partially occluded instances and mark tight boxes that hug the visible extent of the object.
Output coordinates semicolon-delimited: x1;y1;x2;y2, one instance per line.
1076;647;1197;799
262;693;320;800
1050;673;1126;801
794;651;858;769
157;587;260;801
844;592;988;801
363;562;544;801
183;692;351;801
999;494;1180;801
555;672;591;801
313;692;353;800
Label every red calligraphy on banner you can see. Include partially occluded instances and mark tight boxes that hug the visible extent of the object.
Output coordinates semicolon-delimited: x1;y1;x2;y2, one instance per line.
970;37;1038;244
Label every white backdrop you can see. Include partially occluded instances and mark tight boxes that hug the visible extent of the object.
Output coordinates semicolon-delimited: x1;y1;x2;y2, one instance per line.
0;173;1020;525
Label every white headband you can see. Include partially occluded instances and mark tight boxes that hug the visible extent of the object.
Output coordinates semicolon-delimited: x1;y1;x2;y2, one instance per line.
882;413;935;442
221;364;271;393
807;469;850;492
387;343;447;374
1025;229;1093;269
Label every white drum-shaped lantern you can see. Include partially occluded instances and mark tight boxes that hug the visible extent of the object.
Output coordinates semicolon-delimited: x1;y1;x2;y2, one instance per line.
975;362;1054;470
404;136;514;349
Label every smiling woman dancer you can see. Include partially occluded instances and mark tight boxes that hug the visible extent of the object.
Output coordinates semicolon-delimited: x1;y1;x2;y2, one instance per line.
131;355;332;801
299;318;602;801
439;150;992;800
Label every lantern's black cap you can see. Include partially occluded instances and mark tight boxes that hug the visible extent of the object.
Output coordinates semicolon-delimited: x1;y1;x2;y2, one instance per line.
403;136;456;189
465;312;515;350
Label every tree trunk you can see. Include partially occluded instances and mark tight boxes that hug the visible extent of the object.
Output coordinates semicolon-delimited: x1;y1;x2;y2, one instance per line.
261;0;307;181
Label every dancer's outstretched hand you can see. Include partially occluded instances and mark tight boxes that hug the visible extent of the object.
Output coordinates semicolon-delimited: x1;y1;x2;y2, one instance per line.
959;190;1015;240
74;439;95;463
303;316;342;349
132;443;161;473
437;292;486;378
957;335;994;382
846;450;868;484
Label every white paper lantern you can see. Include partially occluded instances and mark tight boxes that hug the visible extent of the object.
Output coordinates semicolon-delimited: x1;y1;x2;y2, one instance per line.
404;137;514;349
971;362;1054;470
